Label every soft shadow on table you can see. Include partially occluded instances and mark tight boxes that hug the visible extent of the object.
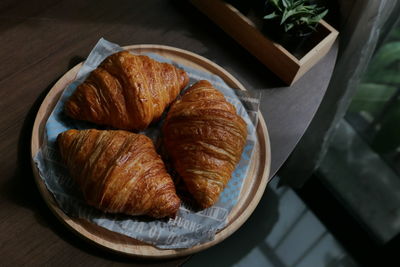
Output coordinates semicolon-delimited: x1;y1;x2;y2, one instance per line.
188;186;280;267
0;59;186;266
3;0;285;91
171;0;285;90
1;57;82;215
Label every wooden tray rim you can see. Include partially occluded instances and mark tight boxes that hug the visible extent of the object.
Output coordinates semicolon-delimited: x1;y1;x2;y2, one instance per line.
30;44;271;259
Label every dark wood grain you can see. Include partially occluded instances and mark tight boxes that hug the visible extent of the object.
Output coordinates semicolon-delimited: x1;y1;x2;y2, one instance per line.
0;0;337;265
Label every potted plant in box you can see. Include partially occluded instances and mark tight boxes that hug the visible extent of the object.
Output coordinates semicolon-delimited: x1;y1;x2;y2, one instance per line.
190;0;338;84
262;0;328;54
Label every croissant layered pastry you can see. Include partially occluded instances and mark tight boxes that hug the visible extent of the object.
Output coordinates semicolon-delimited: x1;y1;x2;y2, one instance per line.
64;51;189;130
57;129;180;218
163;80;248;209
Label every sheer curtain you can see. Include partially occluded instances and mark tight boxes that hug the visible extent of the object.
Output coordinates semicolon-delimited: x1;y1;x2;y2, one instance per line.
279;0;400;187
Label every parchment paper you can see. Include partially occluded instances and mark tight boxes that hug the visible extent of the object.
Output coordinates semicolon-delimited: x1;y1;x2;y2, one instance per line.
34;38;260;249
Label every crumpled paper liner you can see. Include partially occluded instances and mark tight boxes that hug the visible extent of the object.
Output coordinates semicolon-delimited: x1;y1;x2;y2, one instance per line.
34;38;260;249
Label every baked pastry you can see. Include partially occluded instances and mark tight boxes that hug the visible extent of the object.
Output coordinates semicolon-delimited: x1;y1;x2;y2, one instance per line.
57;129;180;218
163;80;247;209
64;51;189;130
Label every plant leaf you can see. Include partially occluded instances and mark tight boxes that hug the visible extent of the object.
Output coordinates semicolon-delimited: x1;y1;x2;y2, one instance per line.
367;42;400;74
264;0;328;33
281;9;292;24
269;0;280;8
311;9;328;22
366;71;400;85
282;0;290;8
349;83;397;115
292;0;304;8
282;7;314;24
284;22;294;32
264;11;279;20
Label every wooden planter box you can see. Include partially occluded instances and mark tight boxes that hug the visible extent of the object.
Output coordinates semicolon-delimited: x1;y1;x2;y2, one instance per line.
190;0;339;85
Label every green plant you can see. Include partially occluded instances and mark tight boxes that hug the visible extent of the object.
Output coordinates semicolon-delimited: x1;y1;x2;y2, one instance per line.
350;27;400;116
263;0;328;35
348;26;400;154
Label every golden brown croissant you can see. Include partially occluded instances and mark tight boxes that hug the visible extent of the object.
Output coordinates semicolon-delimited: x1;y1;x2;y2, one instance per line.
163;80;247;209
57;129;180;218
64;51;189;130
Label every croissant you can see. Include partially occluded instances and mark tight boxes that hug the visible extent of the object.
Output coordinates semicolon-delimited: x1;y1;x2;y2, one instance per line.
64;51;189;130
57;129;180;218
163;80;248;209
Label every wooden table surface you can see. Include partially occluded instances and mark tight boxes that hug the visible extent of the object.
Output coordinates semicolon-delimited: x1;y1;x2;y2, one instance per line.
0;0;338;265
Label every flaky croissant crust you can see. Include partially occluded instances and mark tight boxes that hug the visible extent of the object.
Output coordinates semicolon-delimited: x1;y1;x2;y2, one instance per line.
64;51;189;130
57;129;180;218
163;80;248;209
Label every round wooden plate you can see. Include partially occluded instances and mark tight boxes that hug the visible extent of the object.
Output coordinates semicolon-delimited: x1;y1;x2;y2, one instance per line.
30;44;271;259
